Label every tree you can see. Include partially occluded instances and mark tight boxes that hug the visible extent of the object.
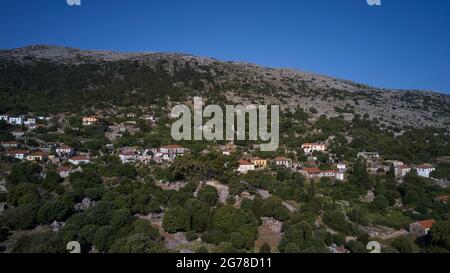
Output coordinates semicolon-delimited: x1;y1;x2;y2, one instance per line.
387;163;396;179
391;237;415;253
184;199;211;232
132;219;159;240
430;221;450;251
374;194;389;210
109;233;164;253
12;232;64;253
7;162;42;185
197;186;219;206
94;225;115;252
162;206;189;233
42;171;63;192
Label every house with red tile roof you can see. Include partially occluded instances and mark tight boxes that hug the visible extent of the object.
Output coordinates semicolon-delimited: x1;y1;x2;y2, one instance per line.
302;143;326;154
69;156;91;165
237;159;255;174
409;219;436;237
273;156;292;168
151;145;187;161
6;150;28;160
412;165;435;178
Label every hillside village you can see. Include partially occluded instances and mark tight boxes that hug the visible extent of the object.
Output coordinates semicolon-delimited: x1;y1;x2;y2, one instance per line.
0;105;449;254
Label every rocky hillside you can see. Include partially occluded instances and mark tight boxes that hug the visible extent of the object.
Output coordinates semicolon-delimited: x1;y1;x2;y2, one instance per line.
0;45;449;128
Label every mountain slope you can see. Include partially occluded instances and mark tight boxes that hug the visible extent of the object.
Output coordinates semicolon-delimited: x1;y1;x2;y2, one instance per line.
0;45;449;128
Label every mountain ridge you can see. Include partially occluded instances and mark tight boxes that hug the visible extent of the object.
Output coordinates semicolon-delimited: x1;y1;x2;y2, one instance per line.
0;45;449;128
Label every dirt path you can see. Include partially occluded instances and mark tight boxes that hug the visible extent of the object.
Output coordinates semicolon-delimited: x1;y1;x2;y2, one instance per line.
255;217;283;253
205;180;229;204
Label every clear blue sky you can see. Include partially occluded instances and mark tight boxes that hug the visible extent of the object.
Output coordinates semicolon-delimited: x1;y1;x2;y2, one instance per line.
1;0;449;94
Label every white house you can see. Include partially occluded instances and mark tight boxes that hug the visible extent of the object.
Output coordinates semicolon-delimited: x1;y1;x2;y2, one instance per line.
357;152;380;160
119;152;138;164
57;166;81;178
237;160;255;174
6;150;28;160
409;219;436;237
413;165;435;178
337;163;346;173
24;118;36;126
273;157;292;168
302;143;326;154
69;156;91;165
82;116;98;126
0;115;8;122
8;116;23;125
12;131;25;139
336;172;345;181
56;145;74;157
1;141;20;148
152;145;187;161
397;165;411;177
385;160;404;168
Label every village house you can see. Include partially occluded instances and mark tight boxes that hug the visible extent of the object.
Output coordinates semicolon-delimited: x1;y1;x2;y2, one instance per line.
152;145;187;161
119;151;138;164
302;168;322;178
137;154;152;164
385;160;404;168
82;116;98;126
24;117;36;126
397;165;411;177
337;163;346;173
237;159;255;174
6;150;28;160
336;171;345;181
142;115;155;122
12;130;25;139
57;166;81;178
273;156;292;168
0;115;8;122
251;157;267;169
302;168;344;181
412;165;435;178
26;151;49;162
357;152;380;160
302;143;326;154
1;141;20;148
367;164;389;174
409;219;436;237
69;156;91;165
8;116;23;125
56;145;75;157
127;113;137;118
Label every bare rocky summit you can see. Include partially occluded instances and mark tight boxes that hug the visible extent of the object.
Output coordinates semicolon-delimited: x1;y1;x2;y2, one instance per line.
1;45;449;128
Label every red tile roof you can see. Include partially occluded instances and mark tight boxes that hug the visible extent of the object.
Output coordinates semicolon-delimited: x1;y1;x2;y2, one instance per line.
416;219;436;229
304;168;322;174
161;144;183;149
302;143;325;147
274;156;288;161
413;165;434;169
239;159;252;166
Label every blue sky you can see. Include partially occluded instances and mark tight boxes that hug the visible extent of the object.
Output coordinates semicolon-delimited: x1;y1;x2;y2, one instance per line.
1;0;450;94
